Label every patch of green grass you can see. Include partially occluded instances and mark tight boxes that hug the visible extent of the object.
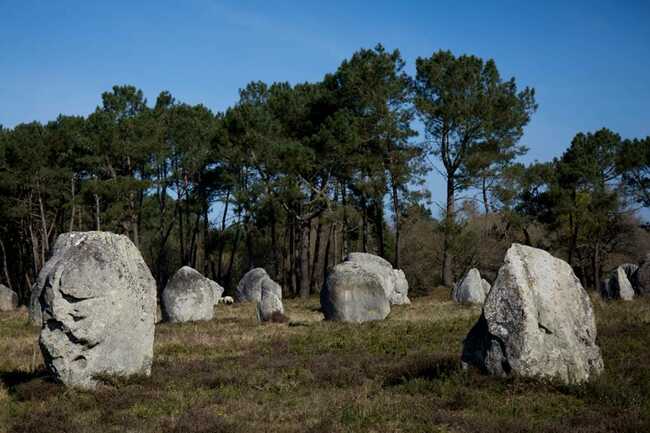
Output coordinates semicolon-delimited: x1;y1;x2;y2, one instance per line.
1;292;650;432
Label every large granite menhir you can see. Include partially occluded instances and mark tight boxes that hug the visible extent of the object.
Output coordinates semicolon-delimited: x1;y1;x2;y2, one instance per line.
345;253;410;305
162;266;221;323
452;268;490;305
37;232;156;389
235;268;282;303
321;261;390;322
462;243;603;385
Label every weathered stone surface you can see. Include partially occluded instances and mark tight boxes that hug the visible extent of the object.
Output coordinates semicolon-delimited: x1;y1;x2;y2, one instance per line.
256;289;284;322
345;252;410;305
481;278;491;295
601;266;635;301
235;268;281;302
38;231;156;389
0;284;18;311
452;268;487;304
30;234;83;326
29;284;42;325
620;263;639;282
461;243;603;384
637;254;650;296
162;266;215;323
392;269;411;305
321;262;390;322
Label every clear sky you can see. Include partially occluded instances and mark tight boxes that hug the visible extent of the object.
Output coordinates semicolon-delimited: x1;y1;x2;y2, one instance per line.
1;0;649;213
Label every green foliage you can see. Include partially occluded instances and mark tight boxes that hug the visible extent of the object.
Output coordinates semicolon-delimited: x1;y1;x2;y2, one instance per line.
414;50;537;285
0;45;646;302
618;136;650;207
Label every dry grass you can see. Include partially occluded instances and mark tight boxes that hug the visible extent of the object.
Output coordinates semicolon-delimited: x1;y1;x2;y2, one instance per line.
1;288;650;433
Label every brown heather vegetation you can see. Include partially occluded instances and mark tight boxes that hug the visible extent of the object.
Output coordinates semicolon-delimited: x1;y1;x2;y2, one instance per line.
2;292;650;433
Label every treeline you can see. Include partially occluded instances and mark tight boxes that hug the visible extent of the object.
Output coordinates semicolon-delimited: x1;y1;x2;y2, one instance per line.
0;44;648;304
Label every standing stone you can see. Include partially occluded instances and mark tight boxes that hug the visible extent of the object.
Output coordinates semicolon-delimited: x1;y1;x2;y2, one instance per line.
452;269;488;305
162;266;215;323
235;268;281;302
481;278;491;295
256;289;285;322
345;252;410;305
637;254;650;296
461;243;603;385
601;266;635;301
29;283;43;325
38;232;156;389
392;269;411;305
0;284;18;311
321;262;390;322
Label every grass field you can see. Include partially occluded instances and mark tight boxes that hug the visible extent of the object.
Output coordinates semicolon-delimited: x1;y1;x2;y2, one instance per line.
1;289;650;433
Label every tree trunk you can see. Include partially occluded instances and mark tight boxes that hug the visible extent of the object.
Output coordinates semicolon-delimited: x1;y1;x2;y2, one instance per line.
391;178;401;268
482;176;490;216
288;218;296;296
69;175;76;232
568;213;579;268
225;214;242;293
374;201;385;258
217;191;231;282
309;218;323;293
270;205;280;280
442;177;455;287
299;220;310;298
189;212;201;268
202;201;210;275
245;218;254;270
177;188;185;265
593;240;601;292
37;190;49;266
341;183;349;257
332;222;338;266
94;193;101;230
323;223;333;282
131;192;140;250
362;201;369;253
0;238;13;290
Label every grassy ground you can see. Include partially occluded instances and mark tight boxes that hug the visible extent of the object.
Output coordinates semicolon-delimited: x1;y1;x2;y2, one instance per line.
1;289;650;433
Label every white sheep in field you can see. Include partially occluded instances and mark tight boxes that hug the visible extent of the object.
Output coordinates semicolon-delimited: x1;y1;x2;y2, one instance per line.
219;296;234;305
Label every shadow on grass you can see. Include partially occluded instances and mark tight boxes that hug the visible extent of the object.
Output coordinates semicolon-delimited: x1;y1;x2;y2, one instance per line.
383;353;460;386
0;368;59;401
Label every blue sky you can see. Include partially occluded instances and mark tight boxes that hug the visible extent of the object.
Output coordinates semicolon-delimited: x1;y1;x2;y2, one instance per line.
1;0;649;214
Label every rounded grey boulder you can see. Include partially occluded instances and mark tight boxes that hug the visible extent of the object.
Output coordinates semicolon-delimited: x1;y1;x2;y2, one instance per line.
452;268;488;304
0;284;18;311
38;231;156;389
256;289;284;322
321;261;390;322
162;266;216;323
236;268;281;302
461;243;603;385
345;252;410;305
